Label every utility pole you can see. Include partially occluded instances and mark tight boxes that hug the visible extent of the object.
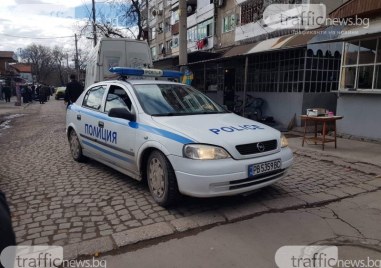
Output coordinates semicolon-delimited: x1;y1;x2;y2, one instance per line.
75;34;80;80
146;0;149;45
178;0;187;68
92;0;97;46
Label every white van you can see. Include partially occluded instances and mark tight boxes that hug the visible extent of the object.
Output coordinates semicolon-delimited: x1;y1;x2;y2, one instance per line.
85;38;153;88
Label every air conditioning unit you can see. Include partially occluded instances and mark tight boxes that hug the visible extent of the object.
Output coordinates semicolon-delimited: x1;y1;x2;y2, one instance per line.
157;9;163;15
217;0;224;7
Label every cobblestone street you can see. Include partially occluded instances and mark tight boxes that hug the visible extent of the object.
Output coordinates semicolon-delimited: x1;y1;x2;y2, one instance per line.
0;99;380;258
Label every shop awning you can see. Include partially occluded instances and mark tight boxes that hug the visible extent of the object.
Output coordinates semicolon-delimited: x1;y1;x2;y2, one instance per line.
308;19;381;44
221;31;319;59
222;43;256;58
339;18;381;40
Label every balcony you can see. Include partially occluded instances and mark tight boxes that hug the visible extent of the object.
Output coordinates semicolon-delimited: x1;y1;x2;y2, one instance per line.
171;22;179;35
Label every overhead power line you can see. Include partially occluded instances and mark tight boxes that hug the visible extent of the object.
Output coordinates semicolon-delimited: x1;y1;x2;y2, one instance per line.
0;33;76;39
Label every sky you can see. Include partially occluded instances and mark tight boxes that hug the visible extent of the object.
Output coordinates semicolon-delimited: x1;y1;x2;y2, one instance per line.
0;0;132;54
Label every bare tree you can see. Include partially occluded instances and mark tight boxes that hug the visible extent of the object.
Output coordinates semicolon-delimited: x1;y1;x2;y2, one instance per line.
19;44;55;83
79;16;126;39
52;46;66;85
76;48;89;72
116;0;145;40
76;0;146;42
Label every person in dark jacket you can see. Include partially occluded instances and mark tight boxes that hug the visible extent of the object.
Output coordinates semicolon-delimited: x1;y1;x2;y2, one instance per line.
39;84;46;104
0;191;16;261
64;74;84;106
3;86;11;102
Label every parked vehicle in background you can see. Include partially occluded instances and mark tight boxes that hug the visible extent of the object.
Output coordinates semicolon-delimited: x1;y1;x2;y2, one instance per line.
55;87;66;100
85;38;153;89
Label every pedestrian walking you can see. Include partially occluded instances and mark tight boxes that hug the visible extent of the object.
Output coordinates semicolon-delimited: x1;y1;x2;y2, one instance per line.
39;84;47;104
45;85;52;101
64;74;84;107
3;85;11;102
0;83;3;100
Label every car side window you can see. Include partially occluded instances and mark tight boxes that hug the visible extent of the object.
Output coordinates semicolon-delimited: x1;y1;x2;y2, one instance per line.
82;85;106;110
105;85;133;113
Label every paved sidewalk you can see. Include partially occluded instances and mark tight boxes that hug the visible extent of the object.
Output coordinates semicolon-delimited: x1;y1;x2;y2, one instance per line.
0;97;32;117
102;189;381;268
288;136;381;173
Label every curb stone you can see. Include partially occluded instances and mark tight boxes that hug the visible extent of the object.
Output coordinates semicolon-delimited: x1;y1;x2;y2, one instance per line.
112;222;174;247
170;212;226;232
63;236;115;260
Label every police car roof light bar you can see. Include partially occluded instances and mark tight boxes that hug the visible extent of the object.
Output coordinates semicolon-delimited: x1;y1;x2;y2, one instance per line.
109;67;183;78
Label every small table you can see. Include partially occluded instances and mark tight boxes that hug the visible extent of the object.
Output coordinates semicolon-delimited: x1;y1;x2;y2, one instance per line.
300;115;343;150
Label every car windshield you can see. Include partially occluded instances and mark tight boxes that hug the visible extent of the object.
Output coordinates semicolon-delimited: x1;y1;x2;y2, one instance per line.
133;83;227;116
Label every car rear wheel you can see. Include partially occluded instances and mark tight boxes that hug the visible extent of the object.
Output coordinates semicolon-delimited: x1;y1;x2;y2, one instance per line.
69;130;86;162
147;150;179;207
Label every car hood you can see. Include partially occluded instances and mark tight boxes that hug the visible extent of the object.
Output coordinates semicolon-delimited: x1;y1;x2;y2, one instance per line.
151;113;281;159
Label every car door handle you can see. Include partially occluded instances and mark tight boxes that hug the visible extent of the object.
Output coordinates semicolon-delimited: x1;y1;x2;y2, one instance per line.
98;121;104;128
76;114;81;120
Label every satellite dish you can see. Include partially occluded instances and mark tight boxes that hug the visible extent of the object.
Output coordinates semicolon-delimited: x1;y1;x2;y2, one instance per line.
152;9;157;16
187;5;193;13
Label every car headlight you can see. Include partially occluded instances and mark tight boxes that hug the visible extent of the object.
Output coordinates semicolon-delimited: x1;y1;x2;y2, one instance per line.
281;135;289;148
183;144;231;160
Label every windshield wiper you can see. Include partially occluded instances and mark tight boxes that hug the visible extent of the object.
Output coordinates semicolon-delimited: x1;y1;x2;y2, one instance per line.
194;111;227;115
151;112;193;116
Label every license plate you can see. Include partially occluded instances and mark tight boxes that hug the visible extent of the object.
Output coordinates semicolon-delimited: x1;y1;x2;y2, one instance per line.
248;159;281;177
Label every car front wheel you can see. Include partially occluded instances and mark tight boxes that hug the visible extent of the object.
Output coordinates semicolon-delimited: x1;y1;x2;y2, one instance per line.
69;130;86;162
147;150;179;207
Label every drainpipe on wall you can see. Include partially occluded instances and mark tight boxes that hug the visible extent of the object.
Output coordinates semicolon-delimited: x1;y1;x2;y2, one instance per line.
179;0;188;67
242;56;249;117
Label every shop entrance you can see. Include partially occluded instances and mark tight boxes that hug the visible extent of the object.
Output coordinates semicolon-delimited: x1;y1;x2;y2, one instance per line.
223;68;236;110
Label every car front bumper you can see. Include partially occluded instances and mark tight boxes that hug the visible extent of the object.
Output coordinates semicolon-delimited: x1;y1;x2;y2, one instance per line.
168;147;293;198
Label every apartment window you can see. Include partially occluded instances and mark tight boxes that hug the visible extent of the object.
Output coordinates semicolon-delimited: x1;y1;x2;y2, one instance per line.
164;19;171;32
158;22;164;33
240;0;301;25
187;26;197;42
172;36;179;48
223;14;236;33
150;27;156;40
150;46;157;59
171;9;179;24
159;43;165;54
197;19;213;39
340;38;381;91
166;40;172;53
240;1;262;25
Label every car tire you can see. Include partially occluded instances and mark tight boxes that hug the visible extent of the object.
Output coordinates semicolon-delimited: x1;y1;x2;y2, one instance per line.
147;150;179;207
69;130;86;162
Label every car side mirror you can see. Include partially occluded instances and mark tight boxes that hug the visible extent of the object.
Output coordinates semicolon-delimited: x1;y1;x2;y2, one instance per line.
108;108;136;122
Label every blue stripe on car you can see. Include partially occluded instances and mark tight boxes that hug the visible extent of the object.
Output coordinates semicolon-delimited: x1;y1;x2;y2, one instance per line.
70;105;194;144
82;140;134;163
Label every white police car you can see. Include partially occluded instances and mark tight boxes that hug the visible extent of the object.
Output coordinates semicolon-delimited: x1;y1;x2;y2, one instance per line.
66;67;293;206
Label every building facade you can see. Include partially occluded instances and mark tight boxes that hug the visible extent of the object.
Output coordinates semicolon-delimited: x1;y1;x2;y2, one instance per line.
330;0;381;141
148;0;350;129
10;63;33;84
0;51;18;90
